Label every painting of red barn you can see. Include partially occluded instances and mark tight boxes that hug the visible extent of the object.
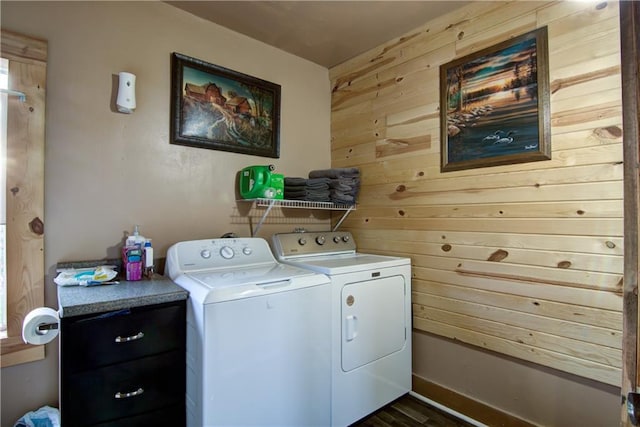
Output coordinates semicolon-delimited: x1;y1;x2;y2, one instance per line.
440;28;551;172
171;53;281;158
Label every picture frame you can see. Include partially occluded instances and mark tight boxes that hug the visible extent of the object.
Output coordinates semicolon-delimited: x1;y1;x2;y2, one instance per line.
170;52;281;158
440;27;551;172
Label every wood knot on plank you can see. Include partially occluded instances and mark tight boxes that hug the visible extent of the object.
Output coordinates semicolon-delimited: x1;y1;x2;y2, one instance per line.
10;187;19;196
396;184;406;192
605;241;616;249
557;261;572;269
441;244;452;252
596;1;608;10
457;31;464;40
29;217;44;235
487;249;508;262
594;126;622;139
398;210;405;216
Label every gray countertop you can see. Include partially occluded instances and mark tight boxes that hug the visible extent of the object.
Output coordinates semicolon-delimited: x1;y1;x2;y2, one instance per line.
56;261;188;318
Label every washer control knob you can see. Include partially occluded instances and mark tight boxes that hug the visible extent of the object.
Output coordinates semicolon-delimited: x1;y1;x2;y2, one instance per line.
342;235;350;243
200;249;212;259
298;238;307;245
242;247;253;256
316;235;326;245
220;246;234;259
333;236;341;243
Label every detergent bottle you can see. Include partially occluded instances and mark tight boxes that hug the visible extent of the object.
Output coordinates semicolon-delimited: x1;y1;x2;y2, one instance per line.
239;165;284;199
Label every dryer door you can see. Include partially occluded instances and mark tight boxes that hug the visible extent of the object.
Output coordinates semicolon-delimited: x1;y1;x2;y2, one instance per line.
341;275;406;372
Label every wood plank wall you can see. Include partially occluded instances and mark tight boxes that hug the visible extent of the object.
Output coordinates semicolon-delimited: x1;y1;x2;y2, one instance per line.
329;1;623;386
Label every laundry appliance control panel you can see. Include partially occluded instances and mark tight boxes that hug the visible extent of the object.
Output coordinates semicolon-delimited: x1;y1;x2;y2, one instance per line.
166;238;275;274
272;231;357;258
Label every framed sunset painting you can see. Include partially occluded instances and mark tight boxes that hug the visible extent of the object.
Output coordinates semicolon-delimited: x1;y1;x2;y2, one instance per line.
440;27;551;172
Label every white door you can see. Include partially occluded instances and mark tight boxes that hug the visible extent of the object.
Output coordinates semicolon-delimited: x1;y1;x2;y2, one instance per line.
341;275;406;372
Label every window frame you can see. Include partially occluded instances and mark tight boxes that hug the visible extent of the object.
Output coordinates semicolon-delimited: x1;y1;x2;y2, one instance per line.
1;29;47;367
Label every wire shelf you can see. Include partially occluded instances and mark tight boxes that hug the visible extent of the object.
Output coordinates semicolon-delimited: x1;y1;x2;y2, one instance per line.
248;198;356;211
238;198;356;235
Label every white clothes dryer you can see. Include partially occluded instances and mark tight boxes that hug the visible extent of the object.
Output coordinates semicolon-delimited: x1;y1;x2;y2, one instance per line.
166;237;331;427
271;231;412;427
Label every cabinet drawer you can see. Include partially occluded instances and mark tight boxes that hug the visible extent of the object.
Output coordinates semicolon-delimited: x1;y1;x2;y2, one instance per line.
62;301;185;373
93;404;184;427
63;351;184;426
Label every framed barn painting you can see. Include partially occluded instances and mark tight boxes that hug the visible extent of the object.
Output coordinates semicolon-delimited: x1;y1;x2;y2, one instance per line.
171;52;281;158
440;27;551;172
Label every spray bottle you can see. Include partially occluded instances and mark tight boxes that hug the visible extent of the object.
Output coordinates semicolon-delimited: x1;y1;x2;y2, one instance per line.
144;239;154;278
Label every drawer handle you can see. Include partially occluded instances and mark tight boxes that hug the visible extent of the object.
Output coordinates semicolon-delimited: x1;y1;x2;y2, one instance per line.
114;387;144;399
114;331;144;343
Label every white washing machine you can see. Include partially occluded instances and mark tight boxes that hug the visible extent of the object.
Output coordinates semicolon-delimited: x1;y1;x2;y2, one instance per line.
271;231;412;427
165;237;331;427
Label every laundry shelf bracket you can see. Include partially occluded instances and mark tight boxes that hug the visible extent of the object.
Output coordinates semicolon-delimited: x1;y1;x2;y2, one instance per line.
239;198;356;236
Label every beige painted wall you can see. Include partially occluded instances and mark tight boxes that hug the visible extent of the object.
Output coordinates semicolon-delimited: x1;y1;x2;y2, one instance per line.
0;2;331;425
330;1;621;425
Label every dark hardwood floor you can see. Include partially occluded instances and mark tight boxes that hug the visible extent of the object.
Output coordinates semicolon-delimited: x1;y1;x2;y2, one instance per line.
351;393;477;427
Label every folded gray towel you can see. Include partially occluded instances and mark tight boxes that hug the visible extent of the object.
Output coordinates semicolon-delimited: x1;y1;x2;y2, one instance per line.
307;177;331;186
309;168;360;179
329;180;352;192
284;189;307;197
306;184;329;191
305;188;330;197
331;193;356;204
307;195;331;202
328;176;360;201
284;177;307;186
284;185;307;191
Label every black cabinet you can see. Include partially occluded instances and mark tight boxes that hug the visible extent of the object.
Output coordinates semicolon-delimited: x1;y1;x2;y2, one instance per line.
60;300;186;427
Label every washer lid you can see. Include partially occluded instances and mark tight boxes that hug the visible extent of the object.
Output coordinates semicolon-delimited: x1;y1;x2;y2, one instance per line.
175;262;330;304
186;262;317;287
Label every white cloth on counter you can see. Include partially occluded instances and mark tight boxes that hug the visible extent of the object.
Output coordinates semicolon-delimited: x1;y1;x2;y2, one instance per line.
53;265;117;286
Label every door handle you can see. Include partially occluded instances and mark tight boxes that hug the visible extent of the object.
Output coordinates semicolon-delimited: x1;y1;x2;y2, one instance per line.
345;315;358;342
114;331;144;343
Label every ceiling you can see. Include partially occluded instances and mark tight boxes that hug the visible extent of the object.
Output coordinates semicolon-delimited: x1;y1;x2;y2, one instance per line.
166;1;470;68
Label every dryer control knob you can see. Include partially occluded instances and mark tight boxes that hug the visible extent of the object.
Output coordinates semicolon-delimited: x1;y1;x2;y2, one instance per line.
220;246;234;259
316;235;326;245
242;247;253;256
342;235;350;242
333;236;341;243
200;249;212;259
298;238;307;245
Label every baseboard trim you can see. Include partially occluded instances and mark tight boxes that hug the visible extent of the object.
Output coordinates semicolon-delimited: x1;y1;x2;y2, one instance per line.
412;375;536;427
408;391;487;426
